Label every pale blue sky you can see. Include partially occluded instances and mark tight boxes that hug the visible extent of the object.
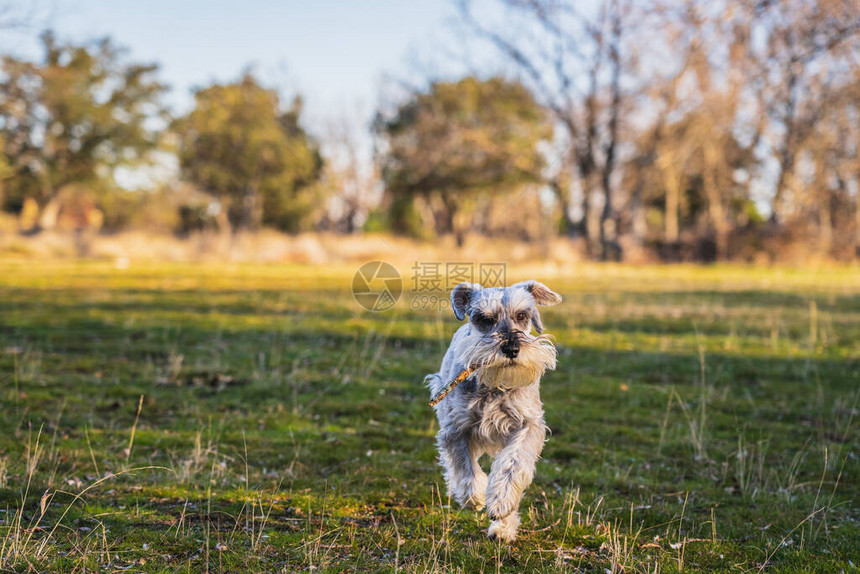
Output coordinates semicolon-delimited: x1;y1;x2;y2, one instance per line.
0;0;487;187
7;1;465;132
1;1;779;211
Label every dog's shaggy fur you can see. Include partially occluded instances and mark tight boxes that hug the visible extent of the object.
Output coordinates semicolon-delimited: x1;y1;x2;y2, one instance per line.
426;280;561;541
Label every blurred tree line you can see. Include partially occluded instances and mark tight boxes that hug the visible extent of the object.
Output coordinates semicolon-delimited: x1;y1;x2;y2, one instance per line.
376;76;551;246
0;0;858;261
446;0;860;261
174;74;323;233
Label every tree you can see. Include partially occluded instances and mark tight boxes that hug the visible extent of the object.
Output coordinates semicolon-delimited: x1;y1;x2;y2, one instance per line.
459;0;631;259
0;31;166;229
458;0;860;261
376;76;551;245
754;0;860;224
0;141;8;177
175;74;323;232
317;109;381;233
0;141;9;208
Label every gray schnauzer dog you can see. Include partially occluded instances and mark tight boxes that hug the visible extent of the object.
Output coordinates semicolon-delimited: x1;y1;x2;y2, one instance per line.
426;280;562;542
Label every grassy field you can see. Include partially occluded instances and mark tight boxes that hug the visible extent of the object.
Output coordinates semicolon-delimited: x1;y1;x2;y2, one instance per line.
0;260;858;572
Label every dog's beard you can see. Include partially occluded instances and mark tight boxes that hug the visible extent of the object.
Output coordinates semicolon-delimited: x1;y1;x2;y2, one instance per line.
463;333;557;389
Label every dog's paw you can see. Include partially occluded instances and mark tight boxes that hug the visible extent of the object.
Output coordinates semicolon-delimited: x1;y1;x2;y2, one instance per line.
487;513;520;543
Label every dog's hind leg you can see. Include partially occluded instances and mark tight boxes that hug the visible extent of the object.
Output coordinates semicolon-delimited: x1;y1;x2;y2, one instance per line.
485;421;546;541
437;431;487;511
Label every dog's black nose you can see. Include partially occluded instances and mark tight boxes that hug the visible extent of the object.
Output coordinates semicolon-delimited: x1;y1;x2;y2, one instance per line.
502;345;519;359
500;332;520;359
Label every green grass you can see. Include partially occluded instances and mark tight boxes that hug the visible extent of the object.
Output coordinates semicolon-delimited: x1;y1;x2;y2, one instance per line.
0;260;857;572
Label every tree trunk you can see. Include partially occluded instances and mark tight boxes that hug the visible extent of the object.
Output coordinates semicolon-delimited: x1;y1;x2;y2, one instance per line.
704;143;728;260
37;196;61;231
215;206;232;236
771;70;798;224
855;190;860;260
663;168;680;244
599;163;617;260
600;0;622;262
454;228;466;248
598;205;610;261
629;184;647;245
666;179;679;240
242;182;263;231
657;145;681;250
581;178;599;258
549;179;576;236
771;155;795;224
440;193;456;237
819;192;832;256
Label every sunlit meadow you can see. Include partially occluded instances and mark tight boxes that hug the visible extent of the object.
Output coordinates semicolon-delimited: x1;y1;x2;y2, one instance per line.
0;260;857;572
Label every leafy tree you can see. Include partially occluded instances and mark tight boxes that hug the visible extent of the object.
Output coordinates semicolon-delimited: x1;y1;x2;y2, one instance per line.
175;74;323;232
376;76;551;245
0;140;9;179
0;140;9;208
0;31;166;228
460;0;629;258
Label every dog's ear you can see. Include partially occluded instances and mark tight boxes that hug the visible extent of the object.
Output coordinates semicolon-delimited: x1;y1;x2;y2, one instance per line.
514;280;562;306
530;309;545;334
451;282;482;321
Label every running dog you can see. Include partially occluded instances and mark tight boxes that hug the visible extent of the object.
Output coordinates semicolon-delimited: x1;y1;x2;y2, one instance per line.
426;280;561;542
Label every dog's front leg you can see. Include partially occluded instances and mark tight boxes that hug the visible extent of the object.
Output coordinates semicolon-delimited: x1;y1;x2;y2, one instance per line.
437;430;488;511
485;421;546;542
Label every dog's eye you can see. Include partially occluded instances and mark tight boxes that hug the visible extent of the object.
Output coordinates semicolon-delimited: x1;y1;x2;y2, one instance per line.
473;313;495;330
515;311;528;323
